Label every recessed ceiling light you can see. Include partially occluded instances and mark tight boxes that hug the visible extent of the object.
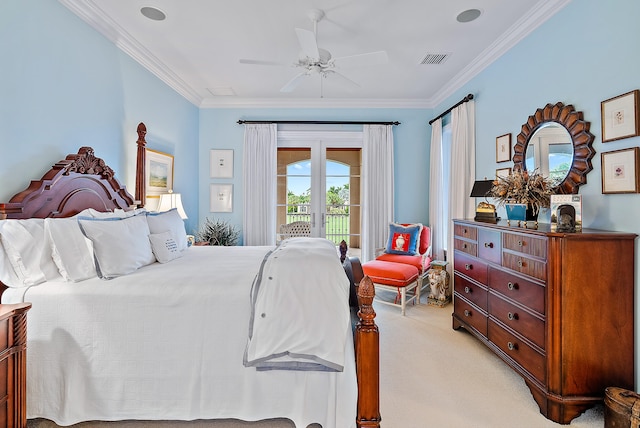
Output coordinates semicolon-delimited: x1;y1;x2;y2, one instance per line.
456;9;482;23
141;7;166;21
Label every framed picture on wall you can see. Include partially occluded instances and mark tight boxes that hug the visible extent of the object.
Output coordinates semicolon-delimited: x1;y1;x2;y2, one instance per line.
145;149;174;197
210;149;234;178
496;133;512;163
210;184;233;212
601;147;640;194
601;90;640;142
496;167;512;179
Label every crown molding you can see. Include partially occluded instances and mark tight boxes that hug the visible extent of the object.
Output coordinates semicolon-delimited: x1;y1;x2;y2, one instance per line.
429;0;571;107
60;0;570;110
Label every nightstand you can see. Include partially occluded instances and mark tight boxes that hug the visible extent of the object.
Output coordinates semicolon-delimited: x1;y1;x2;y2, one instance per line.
0;303;31;428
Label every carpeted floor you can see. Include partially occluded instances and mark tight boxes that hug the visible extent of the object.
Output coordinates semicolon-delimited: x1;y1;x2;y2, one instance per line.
28;292;605;428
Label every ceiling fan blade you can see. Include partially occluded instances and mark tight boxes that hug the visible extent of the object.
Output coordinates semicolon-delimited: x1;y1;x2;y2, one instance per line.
332;50;388;68
280;72;308;93
295;28;320;61
325;70;361;92
239;59;288;66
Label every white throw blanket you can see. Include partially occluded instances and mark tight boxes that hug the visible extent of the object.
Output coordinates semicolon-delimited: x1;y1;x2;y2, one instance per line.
244;237;351;372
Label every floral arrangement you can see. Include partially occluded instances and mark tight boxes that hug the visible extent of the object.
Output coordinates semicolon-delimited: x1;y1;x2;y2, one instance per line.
489;169;554;215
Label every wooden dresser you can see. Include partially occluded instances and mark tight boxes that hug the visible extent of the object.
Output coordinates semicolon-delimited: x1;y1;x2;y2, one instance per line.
452;219;636;424
0;303;30;428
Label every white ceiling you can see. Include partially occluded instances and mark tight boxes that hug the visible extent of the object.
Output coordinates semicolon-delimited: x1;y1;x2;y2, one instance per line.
60;0;570;108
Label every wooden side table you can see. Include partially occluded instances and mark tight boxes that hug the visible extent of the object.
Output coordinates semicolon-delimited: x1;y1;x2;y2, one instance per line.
0;302;31;428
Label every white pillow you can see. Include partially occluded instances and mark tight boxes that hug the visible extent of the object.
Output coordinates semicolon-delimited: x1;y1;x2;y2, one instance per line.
82;207;146;219
78;215;156;280
0;218;61;286
0;237;21;288
45;218;96;282
146;209;188;252
149;231;183;264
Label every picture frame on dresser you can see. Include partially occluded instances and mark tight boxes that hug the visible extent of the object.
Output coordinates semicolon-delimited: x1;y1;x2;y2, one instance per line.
601;90;640;142
601;147;640;194
496;133;512;163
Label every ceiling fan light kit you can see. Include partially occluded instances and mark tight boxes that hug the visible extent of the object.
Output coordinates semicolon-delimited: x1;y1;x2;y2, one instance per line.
239;8;388;96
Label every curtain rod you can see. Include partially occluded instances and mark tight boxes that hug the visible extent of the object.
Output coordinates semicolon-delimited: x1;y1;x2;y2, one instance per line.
237;120;400;125
428;93;474;125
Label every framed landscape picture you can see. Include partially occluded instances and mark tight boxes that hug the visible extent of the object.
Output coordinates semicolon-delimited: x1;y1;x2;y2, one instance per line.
145;149;174;197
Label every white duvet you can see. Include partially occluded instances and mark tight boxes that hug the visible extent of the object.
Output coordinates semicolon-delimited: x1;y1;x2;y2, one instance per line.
2;242;357;428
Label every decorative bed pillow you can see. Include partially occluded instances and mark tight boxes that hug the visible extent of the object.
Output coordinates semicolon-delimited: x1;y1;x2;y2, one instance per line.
146;209;188;252
0;218;62;286
78;214;155;279
0;239;21;288
384;222;422;256
149;231;182;264
45;217;97;282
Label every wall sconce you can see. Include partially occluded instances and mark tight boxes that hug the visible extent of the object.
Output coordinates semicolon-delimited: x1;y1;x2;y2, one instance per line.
157;190;188;219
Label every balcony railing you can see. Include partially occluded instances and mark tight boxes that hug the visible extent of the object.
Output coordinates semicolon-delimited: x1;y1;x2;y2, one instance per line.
284;204;357;245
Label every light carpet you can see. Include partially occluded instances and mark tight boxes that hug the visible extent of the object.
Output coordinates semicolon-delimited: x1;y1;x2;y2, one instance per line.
28;293;604;428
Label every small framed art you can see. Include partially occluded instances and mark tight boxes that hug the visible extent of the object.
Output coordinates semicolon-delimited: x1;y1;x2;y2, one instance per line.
496;133;512;163
145;149;174;197
601;90;640;142
210;149;234;178
210;184;233;212
496;167;512;179
601;147;640;194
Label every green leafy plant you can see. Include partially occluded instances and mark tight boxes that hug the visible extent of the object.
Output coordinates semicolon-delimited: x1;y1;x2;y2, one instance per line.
196;217;240;246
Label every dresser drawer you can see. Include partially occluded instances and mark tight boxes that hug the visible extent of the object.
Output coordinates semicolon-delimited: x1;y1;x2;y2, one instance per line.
454;296;487;337
454;273;488;311
502;252;547;282
454;224;477;241
488;292;545;349
488;319;545;383
478;228;501;264
454;238;477;256
454;252;488;284
489;267;545;314
503;232;547;259
0;319;7;352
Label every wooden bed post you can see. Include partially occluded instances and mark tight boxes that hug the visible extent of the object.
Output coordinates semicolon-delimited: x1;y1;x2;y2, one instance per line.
356;275;381;428
135;122;147;208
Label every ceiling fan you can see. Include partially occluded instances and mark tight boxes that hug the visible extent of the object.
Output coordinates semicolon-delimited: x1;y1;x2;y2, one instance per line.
239;9;388;95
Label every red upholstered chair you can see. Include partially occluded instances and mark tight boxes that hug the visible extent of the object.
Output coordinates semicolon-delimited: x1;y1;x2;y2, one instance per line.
362;224;432;315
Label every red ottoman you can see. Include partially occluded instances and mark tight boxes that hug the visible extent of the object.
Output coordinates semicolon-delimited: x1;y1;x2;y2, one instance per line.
362;259;420;315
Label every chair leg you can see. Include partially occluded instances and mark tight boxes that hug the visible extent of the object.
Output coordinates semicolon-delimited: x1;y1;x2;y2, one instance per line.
400;287;406;316
416;276;422;304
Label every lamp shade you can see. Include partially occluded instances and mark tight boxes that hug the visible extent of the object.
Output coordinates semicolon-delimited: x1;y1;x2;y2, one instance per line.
157;192;187;219
469;180;494;198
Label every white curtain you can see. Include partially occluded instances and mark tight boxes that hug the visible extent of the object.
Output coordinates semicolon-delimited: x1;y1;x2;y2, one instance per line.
428;118;446;261
242;123;277;246
362;124;394;262
448;100;476;265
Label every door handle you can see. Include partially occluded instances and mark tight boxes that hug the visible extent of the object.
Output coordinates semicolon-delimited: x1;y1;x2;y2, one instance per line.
322;213;326;227
311;213;316;227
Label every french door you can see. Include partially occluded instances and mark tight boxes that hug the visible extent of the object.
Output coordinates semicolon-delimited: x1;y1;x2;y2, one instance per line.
276;132;361;251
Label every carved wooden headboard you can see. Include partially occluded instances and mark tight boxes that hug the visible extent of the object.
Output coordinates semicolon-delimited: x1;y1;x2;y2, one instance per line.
0;146;135;219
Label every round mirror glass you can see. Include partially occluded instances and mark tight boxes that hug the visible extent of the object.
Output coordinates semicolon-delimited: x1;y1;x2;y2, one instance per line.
524;123;573;187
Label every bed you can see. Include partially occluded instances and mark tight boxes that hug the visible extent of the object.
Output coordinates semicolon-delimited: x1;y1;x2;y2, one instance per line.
0;125;381;428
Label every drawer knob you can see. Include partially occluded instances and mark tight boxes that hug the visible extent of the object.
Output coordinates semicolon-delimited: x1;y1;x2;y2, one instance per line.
507;312;518;321
463;243;468;249
464;310;471;317
484;242;493;248
507;341;518;351
507;282;518;291
464;286;472;294
465;264;472;271
517;259;524;268
517;240;523;247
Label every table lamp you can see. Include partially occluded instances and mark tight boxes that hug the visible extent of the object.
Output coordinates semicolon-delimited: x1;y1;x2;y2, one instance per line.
157;190;188;219
470;180;498;223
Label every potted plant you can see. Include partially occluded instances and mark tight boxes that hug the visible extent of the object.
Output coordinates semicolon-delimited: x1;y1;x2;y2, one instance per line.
196;217;240;246
489;169;554;221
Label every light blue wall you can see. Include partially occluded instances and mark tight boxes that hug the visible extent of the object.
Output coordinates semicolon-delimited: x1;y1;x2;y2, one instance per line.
198;108;432;243
0;0;199;233
434;0;640;384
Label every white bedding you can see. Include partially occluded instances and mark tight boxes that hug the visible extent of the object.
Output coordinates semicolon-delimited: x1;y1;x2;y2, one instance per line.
2;243;357;428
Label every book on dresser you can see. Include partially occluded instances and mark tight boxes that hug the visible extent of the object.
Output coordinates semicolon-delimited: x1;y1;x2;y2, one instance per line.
452;219;636;425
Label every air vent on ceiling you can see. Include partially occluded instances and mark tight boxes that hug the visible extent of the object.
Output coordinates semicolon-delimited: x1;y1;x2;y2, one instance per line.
419;53;451;65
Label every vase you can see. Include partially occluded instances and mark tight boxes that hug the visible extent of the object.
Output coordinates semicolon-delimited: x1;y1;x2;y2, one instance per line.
505;203;538;223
